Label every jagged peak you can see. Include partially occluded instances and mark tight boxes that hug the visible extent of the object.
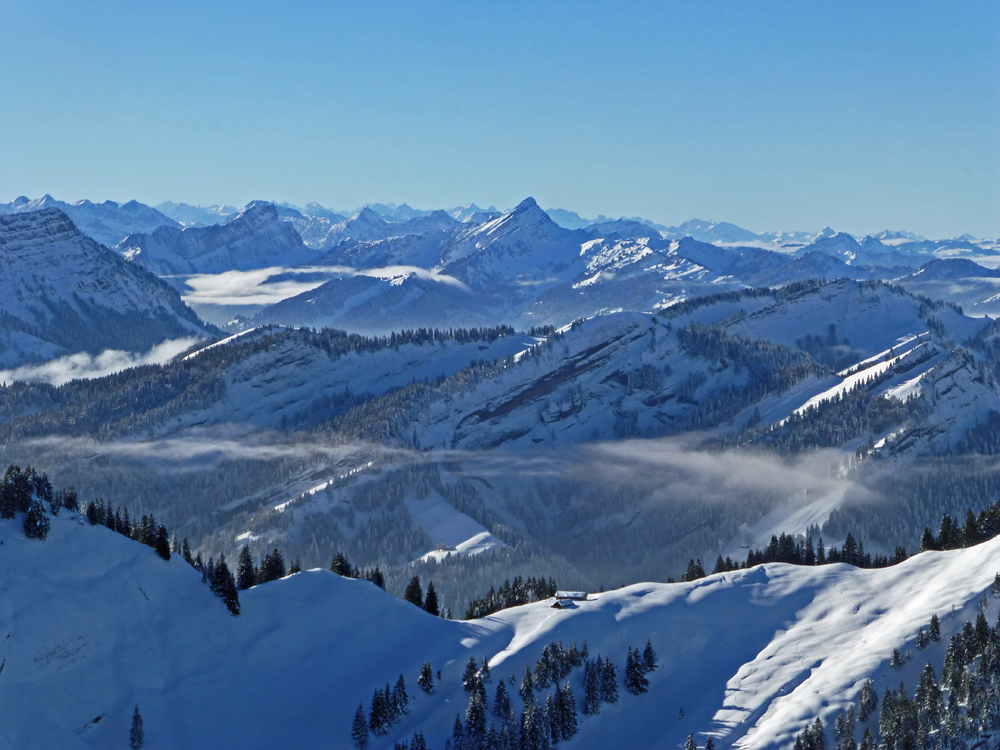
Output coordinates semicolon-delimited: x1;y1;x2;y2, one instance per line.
512;196;541;214
351;206;386;224
234;201;279;222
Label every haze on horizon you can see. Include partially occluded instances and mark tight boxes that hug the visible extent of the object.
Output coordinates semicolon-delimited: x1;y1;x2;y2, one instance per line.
1;0;997;238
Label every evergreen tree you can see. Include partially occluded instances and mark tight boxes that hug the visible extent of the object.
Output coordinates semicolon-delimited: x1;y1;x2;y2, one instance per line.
410;730;427;750
582;660;600;715
643;639;657;672
236;545;257;590
23;499;50;540
63;486;78;512
859;728;875;750
259;548;286;583
858;679;878;723
600;657;618;704
130;705;144;749
533;647;551;690
463;657;480;692
685;734;697;750
331;552;353;576
706;737;715;750
494;680;512;722
181;538;193;565
352;704;369;749
289;557;301;574
481;656;492;683
520;665;535;703
418;661;435;694
394;674;410;716
212;553;241;615
929;613;941;641
370;689;389;736
154;525;171;560
424;581;440;616
624;647;649;695
465;683;488;740
405;576;424;608
520;701;550;750
555;682;578;740
544;692;558;745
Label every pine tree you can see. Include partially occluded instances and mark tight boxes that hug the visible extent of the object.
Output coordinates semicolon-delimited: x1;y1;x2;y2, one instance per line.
463;657;480;691
418;661;435;693
130;705;144;749
993;572;1000;597
520;665;534;703
533;647;551;690
352;704;370;749
331;552;353;576
859;728;876;750
642;639;656;672
370;689;389;736
154;525;171;560
480;656;492;684
289;557;301;574
494;680;512;722
706;737;715;750
23;499;50;540
410;730;427;750
405;576;424;608
929;613;941;641
394;674;410;715
212;553;241;615
544;692;558;745
520;701;549;750
259;548;286;583
556;682;577;740
465;684;488;740
684;734;697;750
424;581;440;616
624;647;649;695
858;679;878;723
600;657;618;704
582;660;600;715
236;545;257;590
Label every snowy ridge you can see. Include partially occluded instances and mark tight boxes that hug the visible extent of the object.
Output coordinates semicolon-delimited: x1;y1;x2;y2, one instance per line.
0;195;179;247
4;512;1000;749
116;203;322;275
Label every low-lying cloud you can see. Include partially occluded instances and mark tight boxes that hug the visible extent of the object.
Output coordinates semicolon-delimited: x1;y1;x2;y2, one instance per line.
180;266;341;307
0;337;202;387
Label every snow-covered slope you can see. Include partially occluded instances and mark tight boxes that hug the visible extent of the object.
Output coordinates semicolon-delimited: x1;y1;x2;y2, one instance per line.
5;511;999;750
0;195;179;247
0;209;211;366
116;203;322;275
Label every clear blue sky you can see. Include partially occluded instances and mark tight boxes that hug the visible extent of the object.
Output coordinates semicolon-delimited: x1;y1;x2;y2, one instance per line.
2;1;997;237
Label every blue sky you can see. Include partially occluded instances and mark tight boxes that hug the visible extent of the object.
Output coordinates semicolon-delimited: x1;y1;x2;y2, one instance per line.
1;1;997;237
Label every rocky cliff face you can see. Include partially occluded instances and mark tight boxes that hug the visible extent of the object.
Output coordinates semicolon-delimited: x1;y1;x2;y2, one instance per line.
0;209;212;365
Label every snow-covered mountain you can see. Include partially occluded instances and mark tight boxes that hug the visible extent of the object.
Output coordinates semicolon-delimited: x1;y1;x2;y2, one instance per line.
0;209;212;366
116;202;321;275
0;195;179;247
155;201;240;227
6;508;1000;750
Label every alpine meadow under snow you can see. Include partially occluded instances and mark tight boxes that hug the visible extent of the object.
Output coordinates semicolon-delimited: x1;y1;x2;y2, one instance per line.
4;194;1000;750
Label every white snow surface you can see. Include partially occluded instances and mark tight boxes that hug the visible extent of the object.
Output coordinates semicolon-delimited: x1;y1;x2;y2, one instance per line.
4;513;1000;749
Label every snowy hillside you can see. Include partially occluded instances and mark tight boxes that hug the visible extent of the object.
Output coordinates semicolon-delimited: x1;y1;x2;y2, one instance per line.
5;510;1000;750
0;209;212;367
